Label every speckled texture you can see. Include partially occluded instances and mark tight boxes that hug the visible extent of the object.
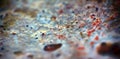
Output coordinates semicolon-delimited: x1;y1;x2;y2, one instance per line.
0;0;120;59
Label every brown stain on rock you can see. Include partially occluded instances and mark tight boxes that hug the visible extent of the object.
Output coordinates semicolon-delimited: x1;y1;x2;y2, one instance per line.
14;7;38;18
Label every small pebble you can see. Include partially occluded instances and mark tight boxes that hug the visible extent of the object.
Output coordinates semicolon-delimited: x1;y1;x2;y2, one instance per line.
43;43;62;52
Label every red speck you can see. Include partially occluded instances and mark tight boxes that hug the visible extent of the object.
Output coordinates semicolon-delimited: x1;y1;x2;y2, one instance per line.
94;35;99;41
87;30;92;37
87;28;95;37
92;21;96;26
77;46;85;50
87;30;92;36
58;9;63;14
92;18;101;26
